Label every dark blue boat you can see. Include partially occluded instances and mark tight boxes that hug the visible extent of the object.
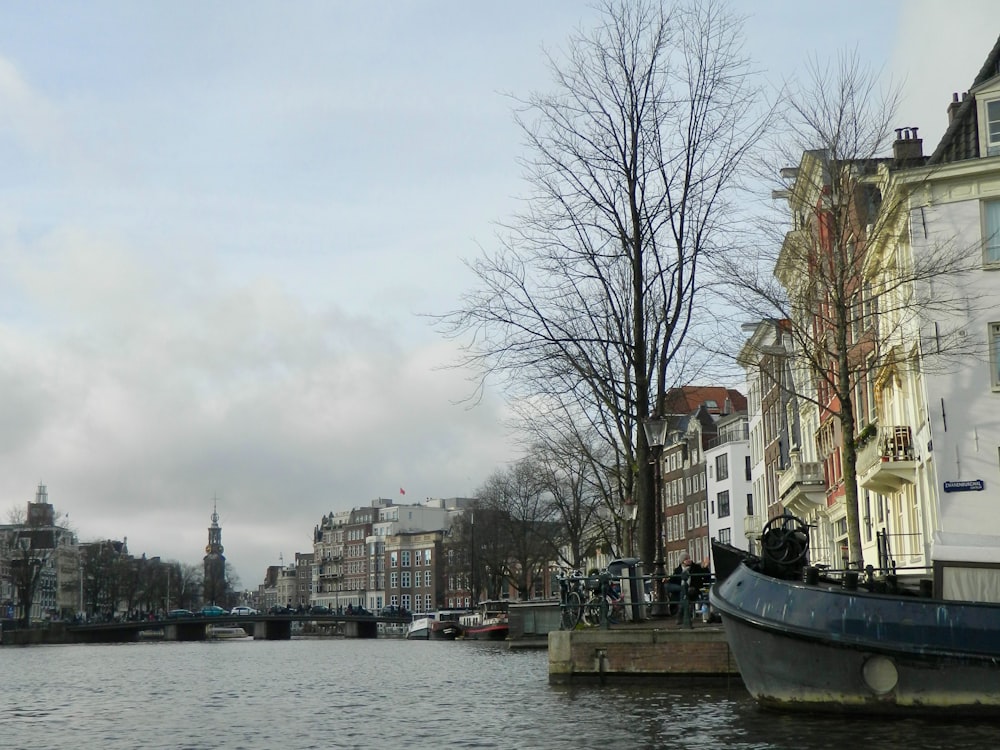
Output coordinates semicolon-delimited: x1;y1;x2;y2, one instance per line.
710;515;1000;715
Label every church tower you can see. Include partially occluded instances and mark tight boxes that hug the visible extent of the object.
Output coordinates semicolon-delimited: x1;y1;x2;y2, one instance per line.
202;499;227;605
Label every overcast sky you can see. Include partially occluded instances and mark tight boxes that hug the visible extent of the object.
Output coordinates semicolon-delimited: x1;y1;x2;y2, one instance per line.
1;1;996;589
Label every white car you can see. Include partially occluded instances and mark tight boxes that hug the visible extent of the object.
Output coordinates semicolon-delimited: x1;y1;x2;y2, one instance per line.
229;606;258;616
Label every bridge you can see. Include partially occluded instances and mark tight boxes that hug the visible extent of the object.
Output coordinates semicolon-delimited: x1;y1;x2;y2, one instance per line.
62;613;411;643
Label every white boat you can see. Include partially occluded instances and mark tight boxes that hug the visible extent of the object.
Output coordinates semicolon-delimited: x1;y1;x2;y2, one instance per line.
206;625;249;640
406;611;465;641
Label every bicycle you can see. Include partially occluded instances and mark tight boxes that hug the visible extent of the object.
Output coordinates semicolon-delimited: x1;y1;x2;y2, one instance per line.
580;571;627;627
556;570;588;629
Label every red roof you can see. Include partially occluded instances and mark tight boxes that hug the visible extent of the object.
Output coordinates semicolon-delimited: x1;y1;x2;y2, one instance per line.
662;386;746;416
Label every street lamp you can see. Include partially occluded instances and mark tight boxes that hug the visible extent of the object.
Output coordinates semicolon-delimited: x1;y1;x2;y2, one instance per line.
623;500;638;558
643;416;670;617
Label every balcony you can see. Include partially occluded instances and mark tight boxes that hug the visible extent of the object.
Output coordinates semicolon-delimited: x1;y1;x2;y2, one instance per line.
743;514;762;540
858;425;917;494
777;450;826;515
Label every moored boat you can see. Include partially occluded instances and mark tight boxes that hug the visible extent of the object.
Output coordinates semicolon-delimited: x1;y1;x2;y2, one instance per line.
206;625;250;640
459;601;509;641
406;610;465;641
710;514;1000;716
406;614;434;640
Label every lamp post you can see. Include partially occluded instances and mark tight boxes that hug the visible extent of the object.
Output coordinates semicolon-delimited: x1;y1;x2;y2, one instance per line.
469;510;478;608
624;500;638;559
78;553;84;619
643;416;670;618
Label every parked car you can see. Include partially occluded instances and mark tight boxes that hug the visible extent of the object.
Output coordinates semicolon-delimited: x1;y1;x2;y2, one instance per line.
308;605;331;615
230;606;258;616
199;605;227;617
166;609;194;619
268;605;293;615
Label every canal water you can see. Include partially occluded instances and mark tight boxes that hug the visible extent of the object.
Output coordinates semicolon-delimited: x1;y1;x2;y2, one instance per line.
2;637;997;749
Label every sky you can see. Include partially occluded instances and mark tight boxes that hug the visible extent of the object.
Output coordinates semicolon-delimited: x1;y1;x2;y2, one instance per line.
0;1;996;589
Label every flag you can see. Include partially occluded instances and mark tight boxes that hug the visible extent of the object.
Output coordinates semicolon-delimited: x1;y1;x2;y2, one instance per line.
399;487;406;495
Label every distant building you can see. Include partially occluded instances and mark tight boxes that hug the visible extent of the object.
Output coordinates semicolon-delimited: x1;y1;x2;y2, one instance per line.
202;502;226;605
657;387;748;571
1;483;77;622
704;411;752;557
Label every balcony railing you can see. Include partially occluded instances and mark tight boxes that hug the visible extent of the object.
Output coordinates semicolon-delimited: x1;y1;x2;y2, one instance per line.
858;424;917;493
705;424;749;450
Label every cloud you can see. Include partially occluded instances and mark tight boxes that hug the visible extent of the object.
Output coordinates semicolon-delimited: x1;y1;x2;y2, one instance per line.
0;219;514;585
0;55;64;153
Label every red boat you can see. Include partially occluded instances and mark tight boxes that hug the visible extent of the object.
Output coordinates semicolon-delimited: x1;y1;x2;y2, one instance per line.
459;601;509;641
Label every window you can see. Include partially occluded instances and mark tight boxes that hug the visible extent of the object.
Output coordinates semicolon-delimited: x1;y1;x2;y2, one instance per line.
987;100;1000;157
717;491;731;518
985;200;1000;265
401;551;411;567
424;570;432;587
745;456;752;481
991;323;1000;389
715;454;729;481
390;551;398;568
718;528;731;545
401;571;411;588
746;493;754;515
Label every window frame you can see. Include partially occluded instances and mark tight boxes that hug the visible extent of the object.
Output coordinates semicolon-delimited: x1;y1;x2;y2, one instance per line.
990;321;1000;390
715;453;729;481
984;198;1000;267
986;98;1000;157
717;490;731;519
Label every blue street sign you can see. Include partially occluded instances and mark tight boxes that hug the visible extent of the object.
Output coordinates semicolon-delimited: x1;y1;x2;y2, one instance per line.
943;480;985;493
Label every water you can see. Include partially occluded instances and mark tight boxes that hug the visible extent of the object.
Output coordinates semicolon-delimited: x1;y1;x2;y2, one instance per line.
2;638;998;750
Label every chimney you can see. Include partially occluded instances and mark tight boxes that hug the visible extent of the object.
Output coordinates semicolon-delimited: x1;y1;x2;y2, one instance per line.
893;126;924;164
947;92;967;123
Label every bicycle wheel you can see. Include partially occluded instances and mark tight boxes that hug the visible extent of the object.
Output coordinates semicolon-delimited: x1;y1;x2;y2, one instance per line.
562;591;583;629
582;597;603;626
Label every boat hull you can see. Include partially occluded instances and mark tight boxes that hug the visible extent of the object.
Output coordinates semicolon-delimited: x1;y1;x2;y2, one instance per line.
407;614;464;641
711;562;1000;715
429;621;462;640
461;624;509;641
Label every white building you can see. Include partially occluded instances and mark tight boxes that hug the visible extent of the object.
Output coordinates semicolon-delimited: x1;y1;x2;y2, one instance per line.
704;411;753;556
870;40;1000;599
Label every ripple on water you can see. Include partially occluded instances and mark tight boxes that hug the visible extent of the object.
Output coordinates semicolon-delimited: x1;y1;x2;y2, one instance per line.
3;639;1000;749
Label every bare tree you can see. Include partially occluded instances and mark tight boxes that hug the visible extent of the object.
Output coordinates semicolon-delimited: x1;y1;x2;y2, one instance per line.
531;435;611;567
439;0;769;572
476;461;561;599
719;52;985;566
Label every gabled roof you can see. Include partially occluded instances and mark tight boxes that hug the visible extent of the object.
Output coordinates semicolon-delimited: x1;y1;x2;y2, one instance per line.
928;34;1000;165
662;386;747;416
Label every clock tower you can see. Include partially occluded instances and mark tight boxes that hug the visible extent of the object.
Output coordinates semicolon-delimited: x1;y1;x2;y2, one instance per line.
202;499;227;606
